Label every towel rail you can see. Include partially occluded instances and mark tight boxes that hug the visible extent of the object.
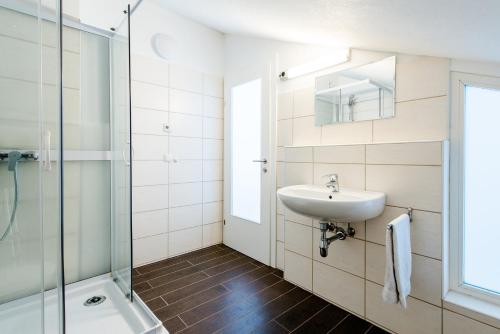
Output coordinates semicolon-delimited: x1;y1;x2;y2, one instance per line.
386;207;413;230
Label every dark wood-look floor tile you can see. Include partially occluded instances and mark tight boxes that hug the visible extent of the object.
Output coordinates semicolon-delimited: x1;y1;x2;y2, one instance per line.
292;304;348;334
219;287;311;334
162;261;258;304
179;280;296;334
222;265;276;291
136;245;222;274
155;285;229;322
133;245;389;334
134;261;193;285
273;269;284;278
140;271;209;301
133;281;152;293
275;294;328;331
330;315;372;333
163;316;187;334
180;271;282;325
365;325;390;334
187;247;235;265
144;296;167;311
148;253;240;288
251;321;289;334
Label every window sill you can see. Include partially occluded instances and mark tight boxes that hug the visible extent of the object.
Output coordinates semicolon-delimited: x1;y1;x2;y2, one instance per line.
444;290;500;329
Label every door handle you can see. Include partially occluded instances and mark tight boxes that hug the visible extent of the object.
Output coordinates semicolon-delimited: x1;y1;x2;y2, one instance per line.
252;159;267;164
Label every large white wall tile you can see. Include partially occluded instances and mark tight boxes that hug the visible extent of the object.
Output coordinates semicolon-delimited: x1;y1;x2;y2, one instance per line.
285;221;312;258
396;56;449;102
203;139;224;159
203;160;223;181
277;119;293;147
366;281;442;334
278;92;293;120
292;116;321;146
373;96;448;143
132;55;169;87
284;208;313;226
313;261;365;316
169;226;203;256
285;250;312;290
366;165;442;212
169;160;203;184
203;222;223;246
277;215;285;242
366;206;442;259
203;201;223;224
313;163;365;189
293;88;315;117
169;112;203;138
443;310;500;334
169;204;203;231
284;162;313;186
169;183;202;207
284;147;313;163
313;145;365;164
170;64;203;93
321;121;372;145
366;141;442;165
133;234;168;266
133;209;168;239
132;81;169;111
170;137;202;160
277;241;285;270
133;185;169;212
313;229;365;277
169;89;203;115
203;74;223;98
203;117;224;139
132;108;169;136
203;181;223;203
203;96;224;118
133;134;169;161
133;161;169;186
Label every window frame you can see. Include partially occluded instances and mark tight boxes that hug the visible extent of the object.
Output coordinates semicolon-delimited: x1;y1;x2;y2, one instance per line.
447;71;500;314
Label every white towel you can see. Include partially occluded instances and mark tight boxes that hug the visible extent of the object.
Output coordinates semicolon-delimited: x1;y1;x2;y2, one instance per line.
382;213;412;308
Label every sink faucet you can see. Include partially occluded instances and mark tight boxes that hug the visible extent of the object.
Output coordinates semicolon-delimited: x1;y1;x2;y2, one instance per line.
324;174;339;192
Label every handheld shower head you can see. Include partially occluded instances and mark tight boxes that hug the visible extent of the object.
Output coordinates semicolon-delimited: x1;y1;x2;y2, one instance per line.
8;151;22;171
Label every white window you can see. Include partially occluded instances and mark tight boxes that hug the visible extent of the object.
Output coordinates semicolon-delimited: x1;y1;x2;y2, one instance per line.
447;72;500;316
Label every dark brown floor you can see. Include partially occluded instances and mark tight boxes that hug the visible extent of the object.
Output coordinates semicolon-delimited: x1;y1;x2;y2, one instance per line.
133;244;389;334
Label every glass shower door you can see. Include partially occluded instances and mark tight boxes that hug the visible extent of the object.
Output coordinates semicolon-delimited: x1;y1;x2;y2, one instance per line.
110;6;133;299
0;0;63;333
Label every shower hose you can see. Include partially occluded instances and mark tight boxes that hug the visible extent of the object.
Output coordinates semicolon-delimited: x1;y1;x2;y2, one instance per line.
0;151;21;241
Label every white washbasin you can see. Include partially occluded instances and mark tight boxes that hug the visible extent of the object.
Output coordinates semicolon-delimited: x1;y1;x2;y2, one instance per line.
277;185;385;221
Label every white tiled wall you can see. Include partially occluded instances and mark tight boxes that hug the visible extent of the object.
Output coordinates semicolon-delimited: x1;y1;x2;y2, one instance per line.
132;55;224;266
274;53;499;333
278;141;447;333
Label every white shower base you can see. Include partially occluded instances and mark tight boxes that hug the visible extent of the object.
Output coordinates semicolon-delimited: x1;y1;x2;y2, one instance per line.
0;274;167;334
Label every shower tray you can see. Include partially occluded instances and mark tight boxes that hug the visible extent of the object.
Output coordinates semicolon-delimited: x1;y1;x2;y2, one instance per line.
0;274;167;334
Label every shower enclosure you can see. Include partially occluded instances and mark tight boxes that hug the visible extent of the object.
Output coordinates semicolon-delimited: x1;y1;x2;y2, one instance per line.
0;0;161;333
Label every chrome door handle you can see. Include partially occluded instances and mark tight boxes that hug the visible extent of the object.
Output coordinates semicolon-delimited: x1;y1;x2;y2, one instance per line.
252;159;267;164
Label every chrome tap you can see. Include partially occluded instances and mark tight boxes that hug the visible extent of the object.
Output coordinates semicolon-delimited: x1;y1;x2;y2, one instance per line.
324;174;339;192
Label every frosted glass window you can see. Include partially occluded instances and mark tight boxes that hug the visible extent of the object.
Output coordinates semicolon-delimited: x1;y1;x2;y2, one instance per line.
463;85;500;294
230;79;261;223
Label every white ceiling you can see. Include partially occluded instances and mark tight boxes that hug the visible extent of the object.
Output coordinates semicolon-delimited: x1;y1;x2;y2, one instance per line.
156;0;500;62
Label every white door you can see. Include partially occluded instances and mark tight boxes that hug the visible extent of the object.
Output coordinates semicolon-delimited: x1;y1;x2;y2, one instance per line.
223;66;272;265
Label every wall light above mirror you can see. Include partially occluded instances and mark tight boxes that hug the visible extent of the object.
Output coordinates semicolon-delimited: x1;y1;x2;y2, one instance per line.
315;56;396;126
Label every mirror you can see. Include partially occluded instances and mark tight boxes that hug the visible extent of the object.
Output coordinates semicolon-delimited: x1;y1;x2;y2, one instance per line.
315;56;395;125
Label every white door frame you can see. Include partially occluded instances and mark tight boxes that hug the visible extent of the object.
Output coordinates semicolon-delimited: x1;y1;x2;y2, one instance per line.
223;61;277;267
